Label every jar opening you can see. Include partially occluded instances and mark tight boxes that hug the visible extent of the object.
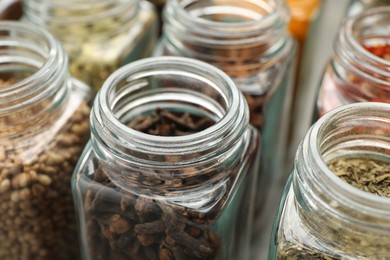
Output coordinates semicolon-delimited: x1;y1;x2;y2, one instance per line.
337;7;390;91
165;0;289;42
0;21;67;115
309;103;390;212
93;56;248;158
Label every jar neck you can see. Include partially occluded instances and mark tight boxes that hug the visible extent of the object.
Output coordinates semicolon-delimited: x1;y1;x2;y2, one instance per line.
91;56;250;198
23;0;139;40
333;7;390;102
162;0;291;64
294;103;390;253
0;21;69;146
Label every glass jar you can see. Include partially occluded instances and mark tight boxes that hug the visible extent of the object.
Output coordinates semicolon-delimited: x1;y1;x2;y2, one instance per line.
0;21;91;259
289;0;390;172
72;57;260;260
154;1;297;254
316;7;390;119
23;0;158;93
269;102;390;259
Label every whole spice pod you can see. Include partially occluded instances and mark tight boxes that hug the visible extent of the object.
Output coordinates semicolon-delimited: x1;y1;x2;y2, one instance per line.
23;0;159;93
154;0;297;255
269;102;390;259
72;57;260;260
315;7;390;119
0;21;91;260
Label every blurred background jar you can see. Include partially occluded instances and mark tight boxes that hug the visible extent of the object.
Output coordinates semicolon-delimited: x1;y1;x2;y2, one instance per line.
154;1;297;256
0;21;91;260
72;57;260;260
316;6;390;118
289;0;390;177
269;102;390;259
23;0;159;93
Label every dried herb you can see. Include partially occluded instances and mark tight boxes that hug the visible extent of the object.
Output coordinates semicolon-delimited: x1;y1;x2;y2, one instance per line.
0;78;90;259
328;158;390;197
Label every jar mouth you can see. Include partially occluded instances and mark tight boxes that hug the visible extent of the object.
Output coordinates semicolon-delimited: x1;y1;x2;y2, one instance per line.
93;56;248;160
308;102;390;215
0;21;67;115
337;7;390;88
164;0;289;44
24;0;138;25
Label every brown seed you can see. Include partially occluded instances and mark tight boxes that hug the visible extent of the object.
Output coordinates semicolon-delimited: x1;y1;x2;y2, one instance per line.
137;234;155;246
45;152;64;166
159;247;174;260
0;179;10;193
18;173;30;187
109;215;130;234
37;175;52;186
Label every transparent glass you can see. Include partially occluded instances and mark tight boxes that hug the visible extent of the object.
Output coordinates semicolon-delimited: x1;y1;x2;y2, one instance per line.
0;21;91;259
269;102;390;259
23;0;158;93
72;57;260;260
154;1;297;255
316;7;390;119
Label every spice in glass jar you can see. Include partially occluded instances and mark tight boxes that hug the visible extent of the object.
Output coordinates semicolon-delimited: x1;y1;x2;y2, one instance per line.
0;21;91;260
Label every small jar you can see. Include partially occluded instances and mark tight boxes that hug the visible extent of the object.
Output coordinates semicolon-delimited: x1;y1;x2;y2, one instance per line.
155;1;297;253
72;57;260;260
0;21;91;259
316;7;390;118
269;102;390;259
23;0;158;92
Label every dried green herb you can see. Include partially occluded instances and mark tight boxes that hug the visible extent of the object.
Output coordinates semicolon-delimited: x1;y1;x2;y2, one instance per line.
328;158;390;197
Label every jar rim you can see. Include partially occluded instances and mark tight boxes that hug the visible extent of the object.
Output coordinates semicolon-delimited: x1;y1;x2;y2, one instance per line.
164;0;290;43
337;6;390;86
94;56;248;155
0;21;67;113
309;102;390;210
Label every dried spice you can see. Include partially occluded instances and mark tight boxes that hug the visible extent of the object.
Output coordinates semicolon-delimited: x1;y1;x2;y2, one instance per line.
0;78;90;260
363;43;390;60
328;158;390;197
276;239;338;260
80;108;256;259
25;2;158;93
275;157;390;259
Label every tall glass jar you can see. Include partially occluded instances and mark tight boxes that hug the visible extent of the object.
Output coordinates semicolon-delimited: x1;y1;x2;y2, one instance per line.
269;102;390;259
154;0;297;254
316;7;390;119
72;57;260;260
0;21;91;259
23;0;158;93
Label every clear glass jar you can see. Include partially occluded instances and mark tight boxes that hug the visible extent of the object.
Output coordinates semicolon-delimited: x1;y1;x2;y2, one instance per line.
72;57;260;260
269;102;390;259
154;1;297;254
316;7;390;119
23;0;158;93
0;21;91;259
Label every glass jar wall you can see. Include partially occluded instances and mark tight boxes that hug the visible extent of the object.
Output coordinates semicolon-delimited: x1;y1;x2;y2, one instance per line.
269;102;390;259
23;0;158;92
0;21;91;259
316;7;390;119
154;1;297;254
72;57;260;260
